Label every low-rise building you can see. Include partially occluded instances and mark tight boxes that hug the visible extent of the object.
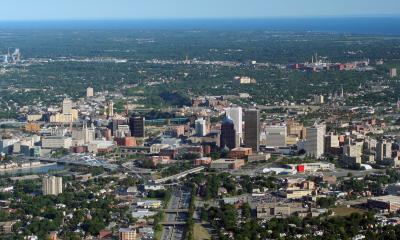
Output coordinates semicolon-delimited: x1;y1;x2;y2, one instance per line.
368;195;400;212
119;228;137;240
210;158;245;170
278;189;313;199
194;157;212;166
228;147;252;159
0;221;17;234
136;200;163;209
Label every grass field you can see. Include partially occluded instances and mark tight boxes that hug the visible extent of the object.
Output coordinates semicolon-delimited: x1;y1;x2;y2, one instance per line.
332;207;365;216
194;223;211;240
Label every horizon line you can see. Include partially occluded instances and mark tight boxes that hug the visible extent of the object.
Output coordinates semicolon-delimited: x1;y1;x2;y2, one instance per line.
0;14;399;22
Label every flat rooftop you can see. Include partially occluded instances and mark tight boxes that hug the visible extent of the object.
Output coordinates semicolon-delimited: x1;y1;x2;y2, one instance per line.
369;195;400;203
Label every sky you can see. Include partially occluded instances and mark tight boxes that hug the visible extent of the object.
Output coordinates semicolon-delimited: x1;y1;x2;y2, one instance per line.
1;0;400;21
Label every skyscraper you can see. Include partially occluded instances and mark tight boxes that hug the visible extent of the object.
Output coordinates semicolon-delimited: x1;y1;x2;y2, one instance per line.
108;101;114;118
244;109;260;152
86;87;94;97
304;124;326;158
225;107;243;142
220;117;237;150
129;114;145;138
376;140;392;162
390;68;397;78
195;117;207;136
62;98;72;115
42;176;63;195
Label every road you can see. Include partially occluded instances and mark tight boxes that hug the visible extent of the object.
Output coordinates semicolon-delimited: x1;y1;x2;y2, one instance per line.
160;188;191;240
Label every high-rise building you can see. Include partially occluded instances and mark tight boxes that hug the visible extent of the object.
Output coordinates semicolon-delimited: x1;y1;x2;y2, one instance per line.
62;98;72;115
314;94;324;104
225;107;243;142
220;117;237;150
119;228;137;240
195;117;207;137
108;101;114;118
376;140;392;162
264;125;287;147
129;114;145;138
244;109;260;152
304;124;326;158
86;87;94;97
72;123;95;143
325;133;340;148
390;68;397;78
42;176;63;195
50;98;78;123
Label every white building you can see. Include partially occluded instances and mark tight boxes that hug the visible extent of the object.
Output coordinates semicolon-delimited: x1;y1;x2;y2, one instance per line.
264;125;287;147
304;124;326;158
62;98;72;114
225;107;243;141
41;136;72;149
314;95;324;104
150;144;170;154
195;117;207;136
86;87;94;97
42;176;63;195
72;123;95;144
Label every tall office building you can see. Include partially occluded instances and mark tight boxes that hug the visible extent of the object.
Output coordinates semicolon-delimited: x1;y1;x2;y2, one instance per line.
62;98;72;114
220;117;237;150
244;109;260;152
225;107;243;138
42;176;63;196
314;94;324;104
129;114;145;138
108;101;114;118
376;140;392;162
195;117;207;137
390;68;397;78
86;87;94;97
72;123;95;143
108;118;127;136
264;125;287;147
304;124;326;158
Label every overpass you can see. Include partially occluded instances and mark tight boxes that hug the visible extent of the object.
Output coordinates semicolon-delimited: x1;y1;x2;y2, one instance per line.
160;221;186;226
154;166;205;184
164;209;189;213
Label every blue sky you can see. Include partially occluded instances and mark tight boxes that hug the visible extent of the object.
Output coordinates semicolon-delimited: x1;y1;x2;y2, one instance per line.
1;0;400;20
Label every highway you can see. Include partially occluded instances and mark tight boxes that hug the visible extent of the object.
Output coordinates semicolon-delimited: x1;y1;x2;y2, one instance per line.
154;166;205;184
160;188;191;240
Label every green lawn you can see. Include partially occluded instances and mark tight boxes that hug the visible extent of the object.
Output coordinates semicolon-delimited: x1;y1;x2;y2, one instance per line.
331;207;365;216
194;223;211;240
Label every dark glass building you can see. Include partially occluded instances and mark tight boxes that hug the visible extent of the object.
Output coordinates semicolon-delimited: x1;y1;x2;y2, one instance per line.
220;116;237;150
129;114;145;138
244;109;260;152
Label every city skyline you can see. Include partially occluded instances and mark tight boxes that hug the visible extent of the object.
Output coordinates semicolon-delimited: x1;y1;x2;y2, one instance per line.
1;0;399;21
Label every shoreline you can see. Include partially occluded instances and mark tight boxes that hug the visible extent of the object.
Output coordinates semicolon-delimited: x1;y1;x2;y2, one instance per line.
0;162;58;172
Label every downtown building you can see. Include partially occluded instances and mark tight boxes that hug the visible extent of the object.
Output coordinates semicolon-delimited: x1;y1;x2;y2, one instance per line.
220;116;237;150
195;117;207;137
42;176;63;196
129;114;145;138
244;109;260;152
303;124;326;159
225;107;243;143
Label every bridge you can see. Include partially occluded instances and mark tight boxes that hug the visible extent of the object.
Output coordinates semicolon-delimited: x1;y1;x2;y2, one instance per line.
160;221;186;226
154;166;205;184
164;209;189;213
